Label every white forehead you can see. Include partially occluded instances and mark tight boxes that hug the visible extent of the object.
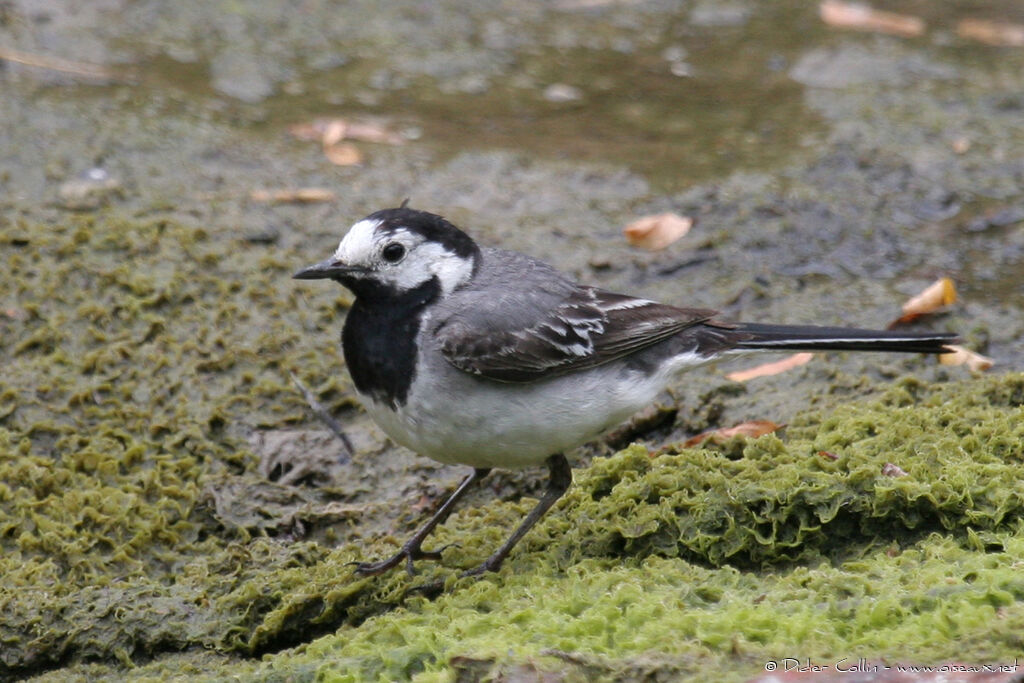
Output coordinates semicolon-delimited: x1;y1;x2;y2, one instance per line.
333;218;383;261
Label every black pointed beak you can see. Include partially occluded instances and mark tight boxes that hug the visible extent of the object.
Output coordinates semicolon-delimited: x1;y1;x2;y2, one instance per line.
292;257;362;280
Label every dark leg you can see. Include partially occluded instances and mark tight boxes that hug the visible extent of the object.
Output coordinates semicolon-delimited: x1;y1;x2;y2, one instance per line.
354;467;491;576
463;453;572;577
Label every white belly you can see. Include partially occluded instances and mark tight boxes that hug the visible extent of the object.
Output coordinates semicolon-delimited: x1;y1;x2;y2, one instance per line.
359;349;706;469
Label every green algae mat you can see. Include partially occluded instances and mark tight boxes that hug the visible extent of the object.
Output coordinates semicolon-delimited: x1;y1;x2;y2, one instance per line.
3;215;1023;681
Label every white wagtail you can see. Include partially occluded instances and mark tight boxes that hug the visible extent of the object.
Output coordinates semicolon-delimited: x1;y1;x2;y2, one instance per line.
294;206;958;576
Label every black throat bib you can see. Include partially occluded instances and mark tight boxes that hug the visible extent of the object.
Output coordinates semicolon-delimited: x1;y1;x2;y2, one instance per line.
341;276;441;408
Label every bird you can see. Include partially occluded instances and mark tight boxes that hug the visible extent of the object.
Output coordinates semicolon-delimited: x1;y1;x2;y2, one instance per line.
293;206;958;577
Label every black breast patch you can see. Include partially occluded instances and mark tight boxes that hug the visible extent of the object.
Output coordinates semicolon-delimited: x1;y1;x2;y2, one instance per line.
341;277;440;408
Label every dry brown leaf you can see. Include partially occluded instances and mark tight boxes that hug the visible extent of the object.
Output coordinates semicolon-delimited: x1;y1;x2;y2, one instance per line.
623;213;693;250
249;188;337;204
902;277;957;315
323;142;364;166
958;19;1024;47
321;119;348;147
684;420;784;447
344;121;406;145
889;277;957;327
939;345;994;372
726;352;815;382
881;462;908;477
820;0;925;37
289;118;405;145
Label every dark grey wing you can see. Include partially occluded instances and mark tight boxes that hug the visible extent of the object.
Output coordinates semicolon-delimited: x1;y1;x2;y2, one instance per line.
435;285;718;383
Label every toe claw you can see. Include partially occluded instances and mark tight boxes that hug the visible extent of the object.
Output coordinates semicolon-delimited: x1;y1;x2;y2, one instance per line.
352;555;403;576
461;553;503;578
415;542;458;561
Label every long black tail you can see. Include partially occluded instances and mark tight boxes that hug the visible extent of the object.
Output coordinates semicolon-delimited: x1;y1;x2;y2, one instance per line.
731;323;959;354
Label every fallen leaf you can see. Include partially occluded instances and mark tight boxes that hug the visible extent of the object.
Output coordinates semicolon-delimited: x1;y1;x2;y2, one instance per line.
624;213;693;250
903;277;957;314
888;276;956;327
321;119;348;147
684;420;783;447
726;352;815;382
288;118;406;145
939;344;994;372
344;120;406;145
958;18;1024;47
323;142;364;166
881;462;908;477
820;0;925;38
249;188;337;204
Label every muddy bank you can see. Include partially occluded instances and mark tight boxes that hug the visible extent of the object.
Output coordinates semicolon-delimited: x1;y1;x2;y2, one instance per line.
2;0;1023;681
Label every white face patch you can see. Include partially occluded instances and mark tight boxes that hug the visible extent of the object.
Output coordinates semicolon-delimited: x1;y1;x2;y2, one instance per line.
333;217;475;295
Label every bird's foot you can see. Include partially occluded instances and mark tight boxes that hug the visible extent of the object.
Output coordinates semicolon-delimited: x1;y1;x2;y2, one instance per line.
351;542;455;577
460;554;504;578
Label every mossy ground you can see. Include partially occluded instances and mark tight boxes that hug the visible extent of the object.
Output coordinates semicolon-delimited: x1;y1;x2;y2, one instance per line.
2;212;1023;682
249;374;1024;682
3;0;1024;679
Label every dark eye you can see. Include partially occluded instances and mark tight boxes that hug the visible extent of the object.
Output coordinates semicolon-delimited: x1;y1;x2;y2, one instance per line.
381;242;406;263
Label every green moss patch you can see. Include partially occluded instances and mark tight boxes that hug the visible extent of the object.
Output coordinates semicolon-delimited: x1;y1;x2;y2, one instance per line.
544;374;1024;569
3;213;1023;681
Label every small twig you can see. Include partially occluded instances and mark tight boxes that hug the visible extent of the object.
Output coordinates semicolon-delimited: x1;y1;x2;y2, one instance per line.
289;371;354;463
0;46;129;81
